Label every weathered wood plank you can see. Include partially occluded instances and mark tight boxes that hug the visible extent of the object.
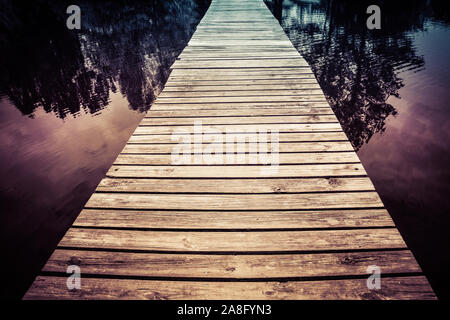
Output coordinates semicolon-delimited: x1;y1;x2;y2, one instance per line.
24;276;435;300
150;101;331;110
74;208;392;229
133;123;343;134
172;59;309;68
190;35;288;40
42;250;417;278
96;177;373;194
58;228;405;252
178;54;303;60
154;96;328;104
129;132;348;143
158;89;325;98
114;152;360;164
164;80;320;87
85;192;383;211
121;142;354;154
169;69;316;76
106;164;366;179
180;47;299;53
161;84;322;91
187;41;295;47
167;70;313;76
144;108;334;117
140;115;337;125
178;55;302;60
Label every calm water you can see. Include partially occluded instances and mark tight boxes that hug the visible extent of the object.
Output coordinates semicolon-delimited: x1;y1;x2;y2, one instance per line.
0;0;210;299
265;0;450;299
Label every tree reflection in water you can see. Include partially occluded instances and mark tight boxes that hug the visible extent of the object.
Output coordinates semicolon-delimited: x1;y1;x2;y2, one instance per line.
265;0;431;150
0;0;210;118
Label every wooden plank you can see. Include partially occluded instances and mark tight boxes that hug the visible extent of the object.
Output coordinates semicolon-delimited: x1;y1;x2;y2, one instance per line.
158;89;325;98
191;32;287;35
169;68;314;75
190;35;288;40
168;70;317;76
178;53;302;59
187;43;298;48
172;59;309;68
58;228;405;252
42;250;418;278
144;108;334;117
185;38;291;42
150;102;331;110
161;84;322;91
170;69;313;74
164;80;320;87
153;96;327;104
179;54;301;59
133;123;343;134
180;46;298;51
166;75;319;82
190;37;288;40
139;115;338;125
85;192;383;210
129;132;348;143
74;208;392;229
106;164;366;179
97;176;373;193
182;42;296;46
24;276;435;300
114;152;360;165
121;142;354;154
181;45;296;49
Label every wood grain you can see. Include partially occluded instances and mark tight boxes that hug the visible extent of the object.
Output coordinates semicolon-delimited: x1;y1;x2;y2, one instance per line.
24;276;435;300
73;208;393;229
96;176;373;193
43;250;418;278
59;228;406;252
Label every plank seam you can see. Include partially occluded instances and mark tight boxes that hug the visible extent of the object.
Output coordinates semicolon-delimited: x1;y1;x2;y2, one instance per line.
38;271;425;283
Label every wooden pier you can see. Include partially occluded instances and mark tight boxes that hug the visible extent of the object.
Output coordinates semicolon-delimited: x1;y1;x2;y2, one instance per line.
25;0;435;299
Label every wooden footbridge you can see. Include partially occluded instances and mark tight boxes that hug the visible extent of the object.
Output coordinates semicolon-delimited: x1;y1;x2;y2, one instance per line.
25;0;435;299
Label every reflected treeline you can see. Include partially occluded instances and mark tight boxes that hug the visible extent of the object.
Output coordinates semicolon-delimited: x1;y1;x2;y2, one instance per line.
0;0;210;118
265;0;449;150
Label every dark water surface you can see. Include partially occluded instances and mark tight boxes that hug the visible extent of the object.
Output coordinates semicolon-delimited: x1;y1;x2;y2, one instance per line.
0;0;210;299
265;0;450;299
